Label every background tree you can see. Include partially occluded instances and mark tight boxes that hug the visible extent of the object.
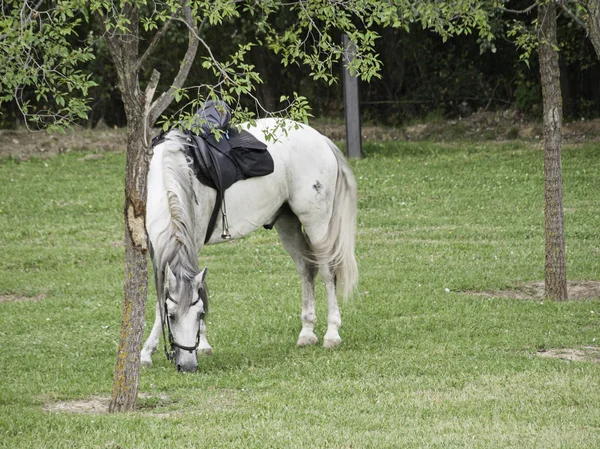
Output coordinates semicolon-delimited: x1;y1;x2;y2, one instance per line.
501;0;600;300
4;3;600;127
538;0;568;300
0;1;97;130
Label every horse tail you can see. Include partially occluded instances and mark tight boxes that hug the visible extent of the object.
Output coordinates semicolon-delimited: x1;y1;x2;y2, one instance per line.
311;137;358;300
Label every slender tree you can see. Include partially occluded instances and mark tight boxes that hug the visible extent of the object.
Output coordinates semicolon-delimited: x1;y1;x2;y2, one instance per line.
502;0;570;300
537;1;568;300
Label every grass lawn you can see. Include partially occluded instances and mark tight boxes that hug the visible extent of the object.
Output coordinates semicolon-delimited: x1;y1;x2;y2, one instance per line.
0;139;599;448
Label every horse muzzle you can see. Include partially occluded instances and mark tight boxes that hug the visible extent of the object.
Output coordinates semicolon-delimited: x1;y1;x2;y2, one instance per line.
176;354;198;373
177;362;198;373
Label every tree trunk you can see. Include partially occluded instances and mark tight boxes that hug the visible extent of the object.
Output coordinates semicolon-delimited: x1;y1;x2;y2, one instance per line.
100;5;151;412
108;102;150;412
109;107;150;412
538;1;568;301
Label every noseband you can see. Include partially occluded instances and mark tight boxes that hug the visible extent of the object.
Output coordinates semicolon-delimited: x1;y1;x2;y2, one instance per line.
160;295;203;363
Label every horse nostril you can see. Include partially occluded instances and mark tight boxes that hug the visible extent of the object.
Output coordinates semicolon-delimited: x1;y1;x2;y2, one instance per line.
176;363;183;372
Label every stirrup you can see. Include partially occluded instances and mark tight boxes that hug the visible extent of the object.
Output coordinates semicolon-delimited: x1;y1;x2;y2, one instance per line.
221;212;231;239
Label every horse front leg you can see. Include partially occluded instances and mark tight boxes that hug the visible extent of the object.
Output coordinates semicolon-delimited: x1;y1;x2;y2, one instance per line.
198;318;213;355
141;302;162;366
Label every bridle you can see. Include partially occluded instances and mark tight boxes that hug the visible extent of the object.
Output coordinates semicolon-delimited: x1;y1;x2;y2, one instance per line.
160;294;203;363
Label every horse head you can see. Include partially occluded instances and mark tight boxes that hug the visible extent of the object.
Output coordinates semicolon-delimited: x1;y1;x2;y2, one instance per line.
163;264;208;372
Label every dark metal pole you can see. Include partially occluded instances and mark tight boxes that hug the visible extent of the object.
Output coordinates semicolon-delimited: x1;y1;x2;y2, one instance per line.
342;34;362;158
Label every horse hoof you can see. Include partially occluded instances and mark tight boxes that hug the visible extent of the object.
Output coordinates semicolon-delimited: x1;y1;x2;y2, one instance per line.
199;346;213;356
323;337;342;349
141;358;153;367
297;333;318;347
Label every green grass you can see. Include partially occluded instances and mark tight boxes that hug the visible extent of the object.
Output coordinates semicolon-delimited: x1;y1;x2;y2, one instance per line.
0;141;599;448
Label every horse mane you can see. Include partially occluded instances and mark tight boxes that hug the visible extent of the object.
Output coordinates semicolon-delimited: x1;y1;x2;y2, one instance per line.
151;131;200;314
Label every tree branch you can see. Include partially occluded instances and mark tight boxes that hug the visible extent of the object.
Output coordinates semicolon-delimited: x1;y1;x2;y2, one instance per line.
148;3;199;126
558;2;587;30
497;3;537;15
144;69;161;148
135;15;176;73
582;0;600;58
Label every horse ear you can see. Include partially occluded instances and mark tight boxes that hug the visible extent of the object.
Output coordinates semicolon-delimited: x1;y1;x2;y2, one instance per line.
194;267;208;291
165;263;177;294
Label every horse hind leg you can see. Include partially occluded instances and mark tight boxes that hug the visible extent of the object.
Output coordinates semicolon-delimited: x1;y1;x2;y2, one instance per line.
319;264;342;348
275;210;318;347
301;221;343;349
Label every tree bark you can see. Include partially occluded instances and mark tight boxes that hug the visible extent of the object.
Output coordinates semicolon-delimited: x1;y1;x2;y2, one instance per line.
538;1;568;301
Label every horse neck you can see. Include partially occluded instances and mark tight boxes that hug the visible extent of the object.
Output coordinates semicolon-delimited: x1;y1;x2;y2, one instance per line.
150;139;201;276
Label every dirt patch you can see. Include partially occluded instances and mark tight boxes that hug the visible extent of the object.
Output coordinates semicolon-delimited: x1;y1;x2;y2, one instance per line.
0;293;45;303
43;393;171;415
42;389;239;416
0;126;126;159
0;123;404;158
44;395;109;415
537;346;600;364
111;240;125;248
465;280;600;301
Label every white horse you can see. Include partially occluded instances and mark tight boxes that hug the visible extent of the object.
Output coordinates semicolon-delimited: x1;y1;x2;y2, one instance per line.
140;119;358;372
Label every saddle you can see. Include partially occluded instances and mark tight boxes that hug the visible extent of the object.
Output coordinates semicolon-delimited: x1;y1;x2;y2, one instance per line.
152;100;274;243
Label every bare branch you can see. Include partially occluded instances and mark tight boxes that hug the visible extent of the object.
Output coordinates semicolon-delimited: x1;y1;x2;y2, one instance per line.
148;4;199;126
558;2;587;30
497;3;537;15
